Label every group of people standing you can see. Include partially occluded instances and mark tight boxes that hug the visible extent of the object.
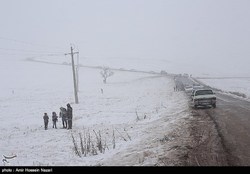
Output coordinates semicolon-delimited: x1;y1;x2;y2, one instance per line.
43;103;73;130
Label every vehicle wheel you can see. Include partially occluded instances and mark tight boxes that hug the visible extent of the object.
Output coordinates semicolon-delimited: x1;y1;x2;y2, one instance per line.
194;105;198;109
212;103;216;108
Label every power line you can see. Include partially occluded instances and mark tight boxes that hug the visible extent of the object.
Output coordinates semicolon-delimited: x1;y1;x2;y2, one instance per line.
0;52;65;58
0;47;64;54
0;36;65;50
0;45;66;58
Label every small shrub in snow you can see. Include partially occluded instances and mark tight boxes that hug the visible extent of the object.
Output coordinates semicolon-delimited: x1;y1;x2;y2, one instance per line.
71;128;131;157
71;129;108;157
71;134;81;157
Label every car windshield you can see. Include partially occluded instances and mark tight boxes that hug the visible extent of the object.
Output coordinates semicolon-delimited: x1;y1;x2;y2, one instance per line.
195;90;214;96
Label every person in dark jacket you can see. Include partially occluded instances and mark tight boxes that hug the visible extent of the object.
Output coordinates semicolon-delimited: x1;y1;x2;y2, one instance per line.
66;103;73;129
59;107;67;128
43;113;49;130
52;111;58;129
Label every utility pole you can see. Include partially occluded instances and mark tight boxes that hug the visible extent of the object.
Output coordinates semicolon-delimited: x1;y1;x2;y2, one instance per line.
65;46;79;104
76;52;79;92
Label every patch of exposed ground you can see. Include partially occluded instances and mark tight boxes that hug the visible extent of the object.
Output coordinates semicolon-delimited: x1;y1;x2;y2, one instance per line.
156;107;228;166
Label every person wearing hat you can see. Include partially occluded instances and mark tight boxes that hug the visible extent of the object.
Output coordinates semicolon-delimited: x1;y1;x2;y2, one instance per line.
66;103;73;129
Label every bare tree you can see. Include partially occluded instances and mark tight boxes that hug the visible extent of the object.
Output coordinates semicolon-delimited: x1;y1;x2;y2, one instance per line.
100;67;114;84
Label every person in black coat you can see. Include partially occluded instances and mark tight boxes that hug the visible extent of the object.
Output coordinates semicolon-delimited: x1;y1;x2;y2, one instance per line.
43;113;49;130
66;103;73;129
52;111;58;129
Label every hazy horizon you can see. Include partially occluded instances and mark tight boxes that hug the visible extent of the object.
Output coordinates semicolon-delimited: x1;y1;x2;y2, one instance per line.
1;0;250;76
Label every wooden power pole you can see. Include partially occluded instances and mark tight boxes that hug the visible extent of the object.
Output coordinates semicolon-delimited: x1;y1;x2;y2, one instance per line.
65;46;79;104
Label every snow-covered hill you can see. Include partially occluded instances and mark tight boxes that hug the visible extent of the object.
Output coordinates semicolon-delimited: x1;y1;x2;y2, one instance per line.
0;59;190;166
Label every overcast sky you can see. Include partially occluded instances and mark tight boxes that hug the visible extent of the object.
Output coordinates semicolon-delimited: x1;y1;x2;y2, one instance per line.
1;0;250;75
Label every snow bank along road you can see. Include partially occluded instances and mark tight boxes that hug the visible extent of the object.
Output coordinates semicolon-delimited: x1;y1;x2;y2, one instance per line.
175;75;250;166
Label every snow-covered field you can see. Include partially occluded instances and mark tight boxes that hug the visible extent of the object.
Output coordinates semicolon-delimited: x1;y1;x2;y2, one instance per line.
198;78;250;100
1;57;250;166
0;59;190;166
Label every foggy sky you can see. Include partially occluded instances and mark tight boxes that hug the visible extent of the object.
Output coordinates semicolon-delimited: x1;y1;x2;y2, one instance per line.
1;0;250;75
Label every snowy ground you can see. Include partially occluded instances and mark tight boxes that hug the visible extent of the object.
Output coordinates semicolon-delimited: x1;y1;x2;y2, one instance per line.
198;78;250;100
0;59;190;166
1;57;249;166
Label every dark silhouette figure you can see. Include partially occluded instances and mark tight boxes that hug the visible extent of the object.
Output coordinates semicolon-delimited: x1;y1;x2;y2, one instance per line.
52;112;58;129
66;103;73;129
43;113;49;130
59;107;68;128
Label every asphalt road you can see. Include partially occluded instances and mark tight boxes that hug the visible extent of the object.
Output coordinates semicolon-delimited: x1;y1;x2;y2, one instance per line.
175;75;250;166
211;92;250;165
